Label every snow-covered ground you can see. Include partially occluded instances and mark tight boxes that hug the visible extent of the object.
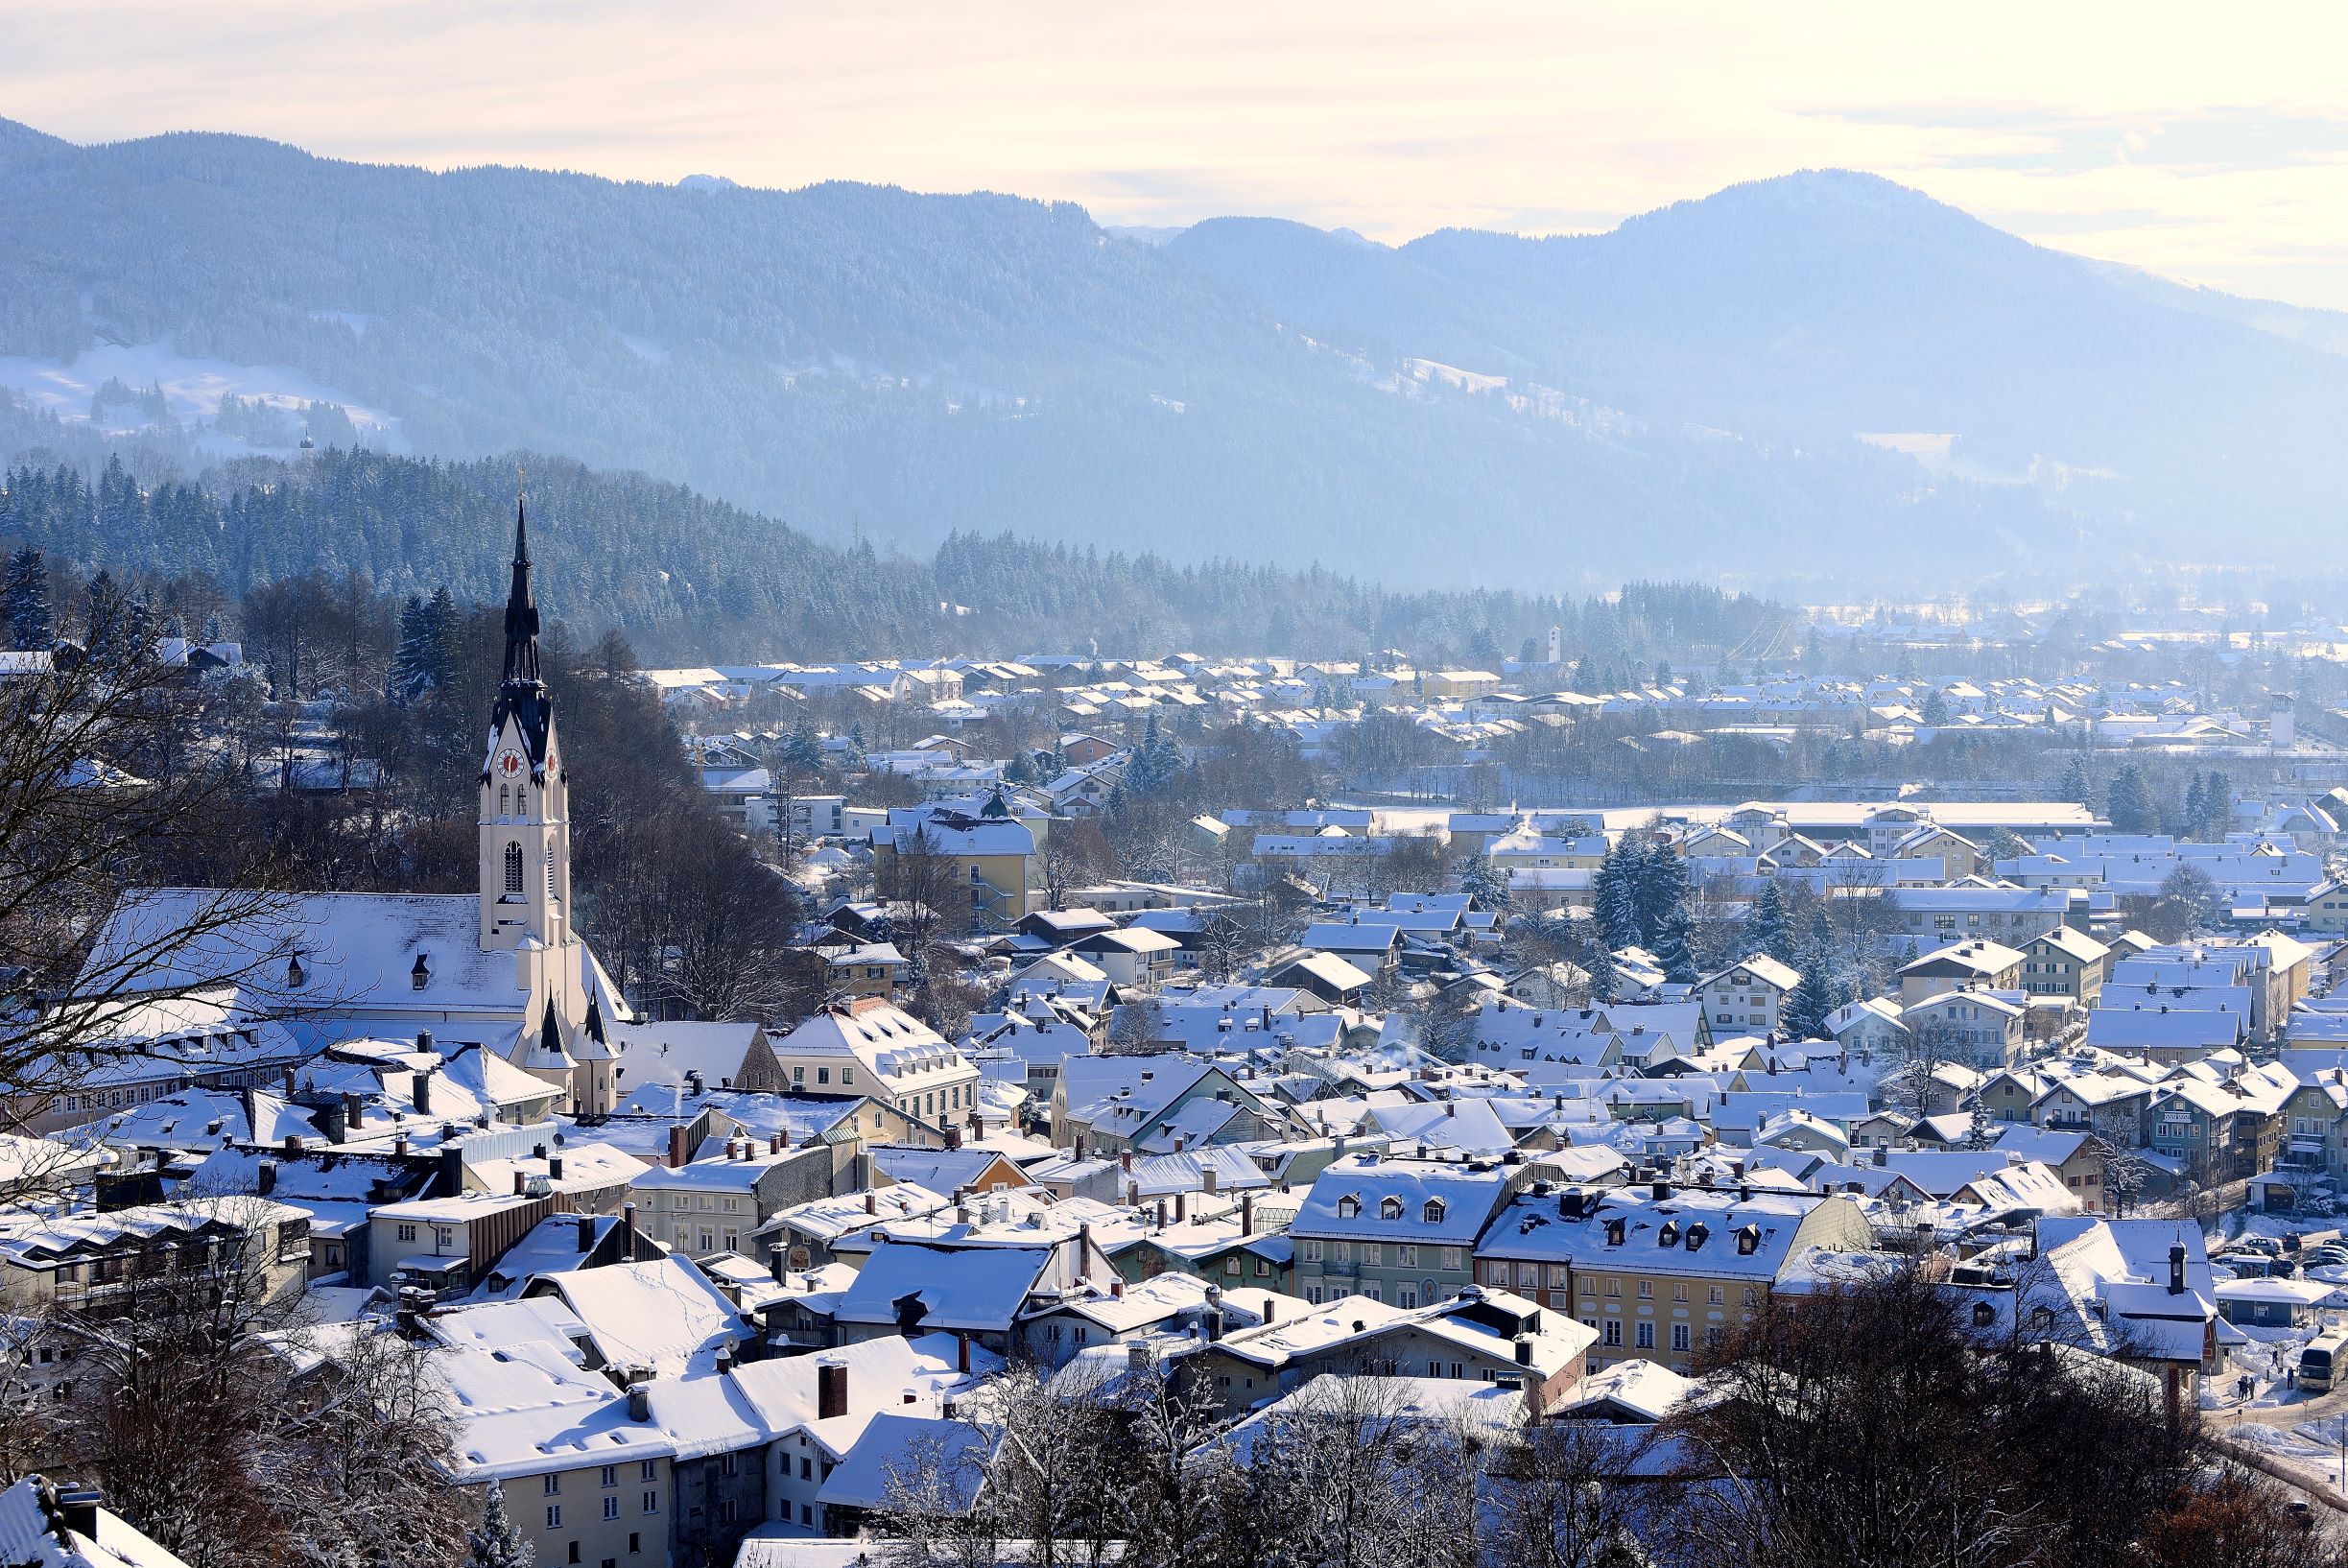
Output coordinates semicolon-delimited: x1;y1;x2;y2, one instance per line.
0;337;406;452
614;331;671;365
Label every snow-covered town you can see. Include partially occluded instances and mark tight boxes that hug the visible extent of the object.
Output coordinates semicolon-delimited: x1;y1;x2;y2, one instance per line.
14;12;2348;1565
7;511;2348;1565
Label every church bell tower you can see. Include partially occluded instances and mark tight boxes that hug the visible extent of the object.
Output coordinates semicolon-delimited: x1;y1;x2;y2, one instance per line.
479;500;575;953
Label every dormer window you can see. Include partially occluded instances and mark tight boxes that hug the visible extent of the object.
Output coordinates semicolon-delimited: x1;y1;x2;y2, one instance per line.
285;953;306;989
1421;1199;1446;1224
1380;1197;1404;1221
412;954;431;991
1336;1195;1362;1220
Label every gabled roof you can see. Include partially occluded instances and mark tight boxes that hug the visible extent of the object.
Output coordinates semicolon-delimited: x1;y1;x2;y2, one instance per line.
830;1237;1058;1332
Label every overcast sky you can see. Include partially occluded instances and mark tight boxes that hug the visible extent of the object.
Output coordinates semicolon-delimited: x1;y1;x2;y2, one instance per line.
12;1;2348;307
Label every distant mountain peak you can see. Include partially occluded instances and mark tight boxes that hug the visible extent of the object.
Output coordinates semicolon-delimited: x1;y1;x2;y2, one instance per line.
676;173;740;192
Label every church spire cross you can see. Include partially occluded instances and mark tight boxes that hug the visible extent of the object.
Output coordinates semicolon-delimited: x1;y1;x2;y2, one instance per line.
503;496;542;688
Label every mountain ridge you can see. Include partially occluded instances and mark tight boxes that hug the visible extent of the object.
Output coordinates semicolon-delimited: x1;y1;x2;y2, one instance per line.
0;119;2340;588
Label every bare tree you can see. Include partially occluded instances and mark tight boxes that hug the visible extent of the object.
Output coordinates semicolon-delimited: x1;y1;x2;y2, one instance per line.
284;1327;470;1568
0;641;294;1149
880;1361;1127;1568
41;1195;313;1568
1481;1418;1655;1568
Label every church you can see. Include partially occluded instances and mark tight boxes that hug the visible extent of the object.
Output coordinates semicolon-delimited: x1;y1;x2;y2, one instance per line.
73;505;624;1115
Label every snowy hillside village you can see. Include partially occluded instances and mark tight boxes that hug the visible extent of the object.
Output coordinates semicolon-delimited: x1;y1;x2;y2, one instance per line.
21;527;2348;1564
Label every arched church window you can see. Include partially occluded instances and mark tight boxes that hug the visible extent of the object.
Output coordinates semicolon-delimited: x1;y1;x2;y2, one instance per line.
504;842;525;894
499;786;510;817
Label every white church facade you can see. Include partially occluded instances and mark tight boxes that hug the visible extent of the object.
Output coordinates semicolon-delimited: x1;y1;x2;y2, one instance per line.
74;505;624;1115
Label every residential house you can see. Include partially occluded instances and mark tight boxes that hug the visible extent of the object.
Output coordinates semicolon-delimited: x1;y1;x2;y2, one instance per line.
1289;1153;1530;1307
1475;1185;1874;1373
1696;957;1802;1036
2021;927;2113;1006
766;1003;981;1129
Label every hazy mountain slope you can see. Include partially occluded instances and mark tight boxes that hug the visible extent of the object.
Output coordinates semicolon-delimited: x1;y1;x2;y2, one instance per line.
2085;257;2348;359
0;126;2334;587
1174;171;2348;536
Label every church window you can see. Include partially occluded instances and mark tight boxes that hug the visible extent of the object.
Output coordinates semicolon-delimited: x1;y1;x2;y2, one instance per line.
505;843;525;894
499;786;510;817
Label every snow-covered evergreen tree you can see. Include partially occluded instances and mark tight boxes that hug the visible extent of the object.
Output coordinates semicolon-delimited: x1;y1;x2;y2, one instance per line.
1650;903;1696;985
1459;850;1510;913
1591;840;1642;951
423;584;462;694
464;1481;534;1568
389;593;434;703
1743;881;1793;965
82;569;126;662
1630;837;1690;948
1782;944;1838;1041
2106;764;2159;834
1;547;54;651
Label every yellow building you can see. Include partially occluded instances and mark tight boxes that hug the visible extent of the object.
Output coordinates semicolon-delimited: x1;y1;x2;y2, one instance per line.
870;808;1037;932
1475;1186;1874;1374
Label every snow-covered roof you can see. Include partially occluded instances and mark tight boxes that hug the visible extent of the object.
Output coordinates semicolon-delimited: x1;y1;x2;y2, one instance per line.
521;1256;750;1376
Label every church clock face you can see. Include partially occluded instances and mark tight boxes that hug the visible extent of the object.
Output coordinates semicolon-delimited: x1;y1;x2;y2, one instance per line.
496;748;524;779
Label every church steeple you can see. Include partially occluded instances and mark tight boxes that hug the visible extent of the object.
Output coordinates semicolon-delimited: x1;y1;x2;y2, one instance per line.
485;497;555;778
502;499;542;688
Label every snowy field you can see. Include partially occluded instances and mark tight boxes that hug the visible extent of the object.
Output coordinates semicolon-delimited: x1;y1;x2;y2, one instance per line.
0;338;406;452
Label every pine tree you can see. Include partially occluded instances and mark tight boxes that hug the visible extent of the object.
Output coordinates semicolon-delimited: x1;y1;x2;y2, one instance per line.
784;714;824;773
2058;756;2092;809
423;585;462;694
1;547;54;651
2199;770;2231;840
464;1480;534;1568
389;593;434;704
82;570;127;663
1743;881;1794;965
1592;840;1642;951
1651;903;1696;985
1459;850;1510;913
1919;686;1951;726
2106;765;2158;834
1782;944;1838;1041
1580;940;1617;1003
1631;837;1690;948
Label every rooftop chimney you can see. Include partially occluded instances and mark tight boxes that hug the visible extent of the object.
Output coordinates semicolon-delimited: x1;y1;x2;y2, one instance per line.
817;1359;849;1421
2169;1243;2187;1295
668;1126;689;1169
576;1214;595;1251
52;1485;103;1540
